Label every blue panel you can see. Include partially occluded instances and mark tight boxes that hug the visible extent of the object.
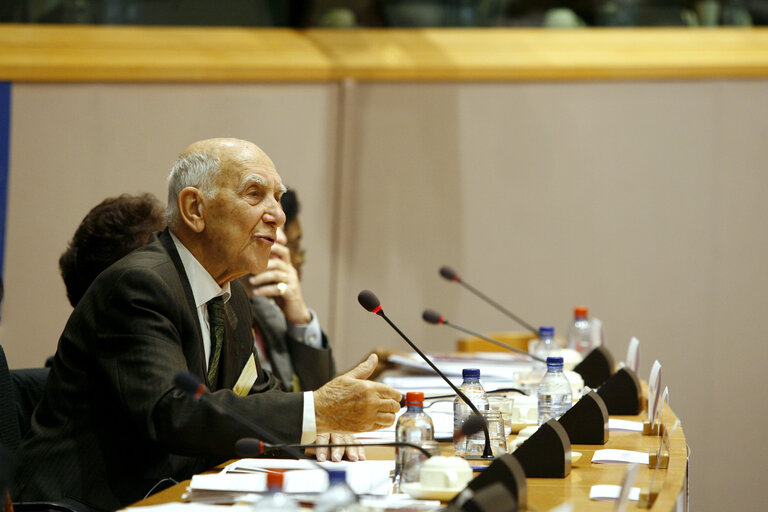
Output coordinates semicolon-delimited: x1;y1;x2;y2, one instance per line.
0;82;9;280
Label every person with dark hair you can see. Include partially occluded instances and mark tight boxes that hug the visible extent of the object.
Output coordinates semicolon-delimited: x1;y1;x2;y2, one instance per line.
59;193;166;307
241;188;335;393
278;189;306;278
14;138;401;512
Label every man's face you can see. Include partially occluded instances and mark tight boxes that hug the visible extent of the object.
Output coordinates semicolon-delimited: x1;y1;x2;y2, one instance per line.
203;148;286;284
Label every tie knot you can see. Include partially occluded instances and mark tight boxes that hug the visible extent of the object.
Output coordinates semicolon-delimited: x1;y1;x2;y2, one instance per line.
207;295;225;314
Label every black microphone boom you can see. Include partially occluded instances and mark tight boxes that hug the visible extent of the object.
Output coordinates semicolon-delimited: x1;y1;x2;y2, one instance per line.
357;290;493;459
422;309;546;364
439;266;538;335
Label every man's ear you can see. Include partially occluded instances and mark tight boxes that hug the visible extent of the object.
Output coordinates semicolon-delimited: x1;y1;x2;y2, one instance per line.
178;187;206;233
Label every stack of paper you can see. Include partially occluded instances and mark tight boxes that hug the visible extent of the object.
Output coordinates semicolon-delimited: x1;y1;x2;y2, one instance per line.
183;459;395;503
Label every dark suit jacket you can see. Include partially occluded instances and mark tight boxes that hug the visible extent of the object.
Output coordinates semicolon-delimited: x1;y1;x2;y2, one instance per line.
14;230;304;512
250;296;335;392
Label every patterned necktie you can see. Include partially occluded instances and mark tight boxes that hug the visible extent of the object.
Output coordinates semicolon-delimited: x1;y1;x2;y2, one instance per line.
207;296;226;385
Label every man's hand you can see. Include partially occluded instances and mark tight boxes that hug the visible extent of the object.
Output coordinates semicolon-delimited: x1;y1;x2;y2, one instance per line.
305;432;365;462
314;354;402;434
249;241;310;325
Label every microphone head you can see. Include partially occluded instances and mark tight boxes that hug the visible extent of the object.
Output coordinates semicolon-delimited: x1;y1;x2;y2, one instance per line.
439;266;459;282
422;309;445;325
461;413;487;437
173;372;203;396
235;437;265;457
358;290;382;314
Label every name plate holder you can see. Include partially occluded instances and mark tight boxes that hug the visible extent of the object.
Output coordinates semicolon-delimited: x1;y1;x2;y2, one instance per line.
648;450;669;469
573;346;614;388
638;488;660;509
638;418;680;509
557;390;609;445
643;361;663;436
642;421;666;436
512;419;571;478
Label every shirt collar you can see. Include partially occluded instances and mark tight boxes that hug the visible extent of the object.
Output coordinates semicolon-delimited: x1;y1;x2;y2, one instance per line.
170;231;231;308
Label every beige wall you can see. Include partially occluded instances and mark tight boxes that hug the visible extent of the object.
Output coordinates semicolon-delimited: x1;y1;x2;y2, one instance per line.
2;80;767;510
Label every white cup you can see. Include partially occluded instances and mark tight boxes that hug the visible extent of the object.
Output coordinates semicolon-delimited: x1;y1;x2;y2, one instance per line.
419;456;473;490
509;395;538;424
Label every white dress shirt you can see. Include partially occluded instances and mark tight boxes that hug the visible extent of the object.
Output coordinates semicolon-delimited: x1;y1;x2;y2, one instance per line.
170;232;316;443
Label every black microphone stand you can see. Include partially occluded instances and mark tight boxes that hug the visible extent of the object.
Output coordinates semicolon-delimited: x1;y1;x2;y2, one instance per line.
363;299;493;460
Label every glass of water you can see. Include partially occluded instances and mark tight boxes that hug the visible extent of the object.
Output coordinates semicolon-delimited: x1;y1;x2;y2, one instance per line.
463;410;507;458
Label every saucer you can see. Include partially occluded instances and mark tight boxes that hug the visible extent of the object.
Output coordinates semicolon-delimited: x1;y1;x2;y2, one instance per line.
401;482;464;501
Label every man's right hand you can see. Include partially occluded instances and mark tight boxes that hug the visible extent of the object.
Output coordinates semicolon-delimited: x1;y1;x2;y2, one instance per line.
314;353;402;433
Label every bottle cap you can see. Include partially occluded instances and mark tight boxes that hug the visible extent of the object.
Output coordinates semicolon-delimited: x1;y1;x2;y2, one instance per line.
539;326;555;338
327;469;347;485
405;391;424;406
546;356;564;368
266;471;284;491
462;368;480;379
574;306;588;318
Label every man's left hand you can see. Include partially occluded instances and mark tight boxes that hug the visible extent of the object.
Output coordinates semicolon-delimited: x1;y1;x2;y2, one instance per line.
305;433;365;462
249;242;311;325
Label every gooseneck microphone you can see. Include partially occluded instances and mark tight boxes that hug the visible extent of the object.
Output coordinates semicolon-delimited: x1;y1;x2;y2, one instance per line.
357;290;493;459
439;266;538;335
422;309;546;364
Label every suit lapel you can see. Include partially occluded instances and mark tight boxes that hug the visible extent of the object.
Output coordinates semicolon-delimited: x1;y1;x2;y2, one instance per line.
157;229;207;383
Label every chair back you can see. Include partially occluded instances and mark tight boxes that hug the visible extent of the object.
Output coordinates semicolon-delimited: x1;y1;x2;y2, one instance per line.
0;345;21;452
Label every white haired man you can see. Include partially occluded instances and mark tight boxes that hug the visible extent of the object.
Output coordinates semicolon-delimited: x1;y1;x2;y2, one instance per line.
14;138;401;512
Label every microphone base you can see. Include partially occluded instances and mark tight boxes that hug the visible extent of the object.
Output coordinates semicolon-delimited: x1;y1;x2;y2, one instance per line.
463;454;496;461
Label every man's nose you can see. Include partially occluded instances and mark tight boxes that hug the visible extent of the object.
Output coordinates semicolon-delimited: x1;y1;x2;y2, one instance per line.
264;198;286;227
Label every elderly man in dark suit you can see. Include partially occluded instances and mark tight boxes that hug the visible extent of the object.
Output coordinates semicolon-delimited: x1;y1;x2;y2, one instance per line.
14;138;401;512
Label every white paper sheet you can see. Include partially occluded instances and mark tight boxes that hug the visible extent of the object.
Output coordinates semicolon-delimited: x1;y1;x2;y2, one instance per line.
218;459;394;495
589;485;640;501
608;419;644;432
648;361;662;425
385;353;533;380
591;449;649;465
625;337;639;373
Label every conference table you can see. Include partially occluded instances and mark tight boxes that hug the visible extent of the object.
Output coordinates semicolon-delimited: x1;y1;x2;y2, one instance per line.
124;375;688;511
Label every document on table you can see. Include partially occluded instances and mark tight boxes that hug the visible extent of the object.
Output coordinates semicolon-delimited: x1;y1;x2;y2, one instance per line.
589;485;641;501
591;449;650;465
608;418;644;432
386;353;533;380
218;459;394;495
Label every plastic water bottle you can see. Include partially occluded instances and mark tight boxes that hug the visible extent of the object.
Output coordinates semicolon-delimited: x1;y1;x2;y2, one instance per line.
255;471;298;512
567;306;593;354
453;368;489;456
531;326;561;361
314;469;357;512
395;391;434;485
537;357;572;426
